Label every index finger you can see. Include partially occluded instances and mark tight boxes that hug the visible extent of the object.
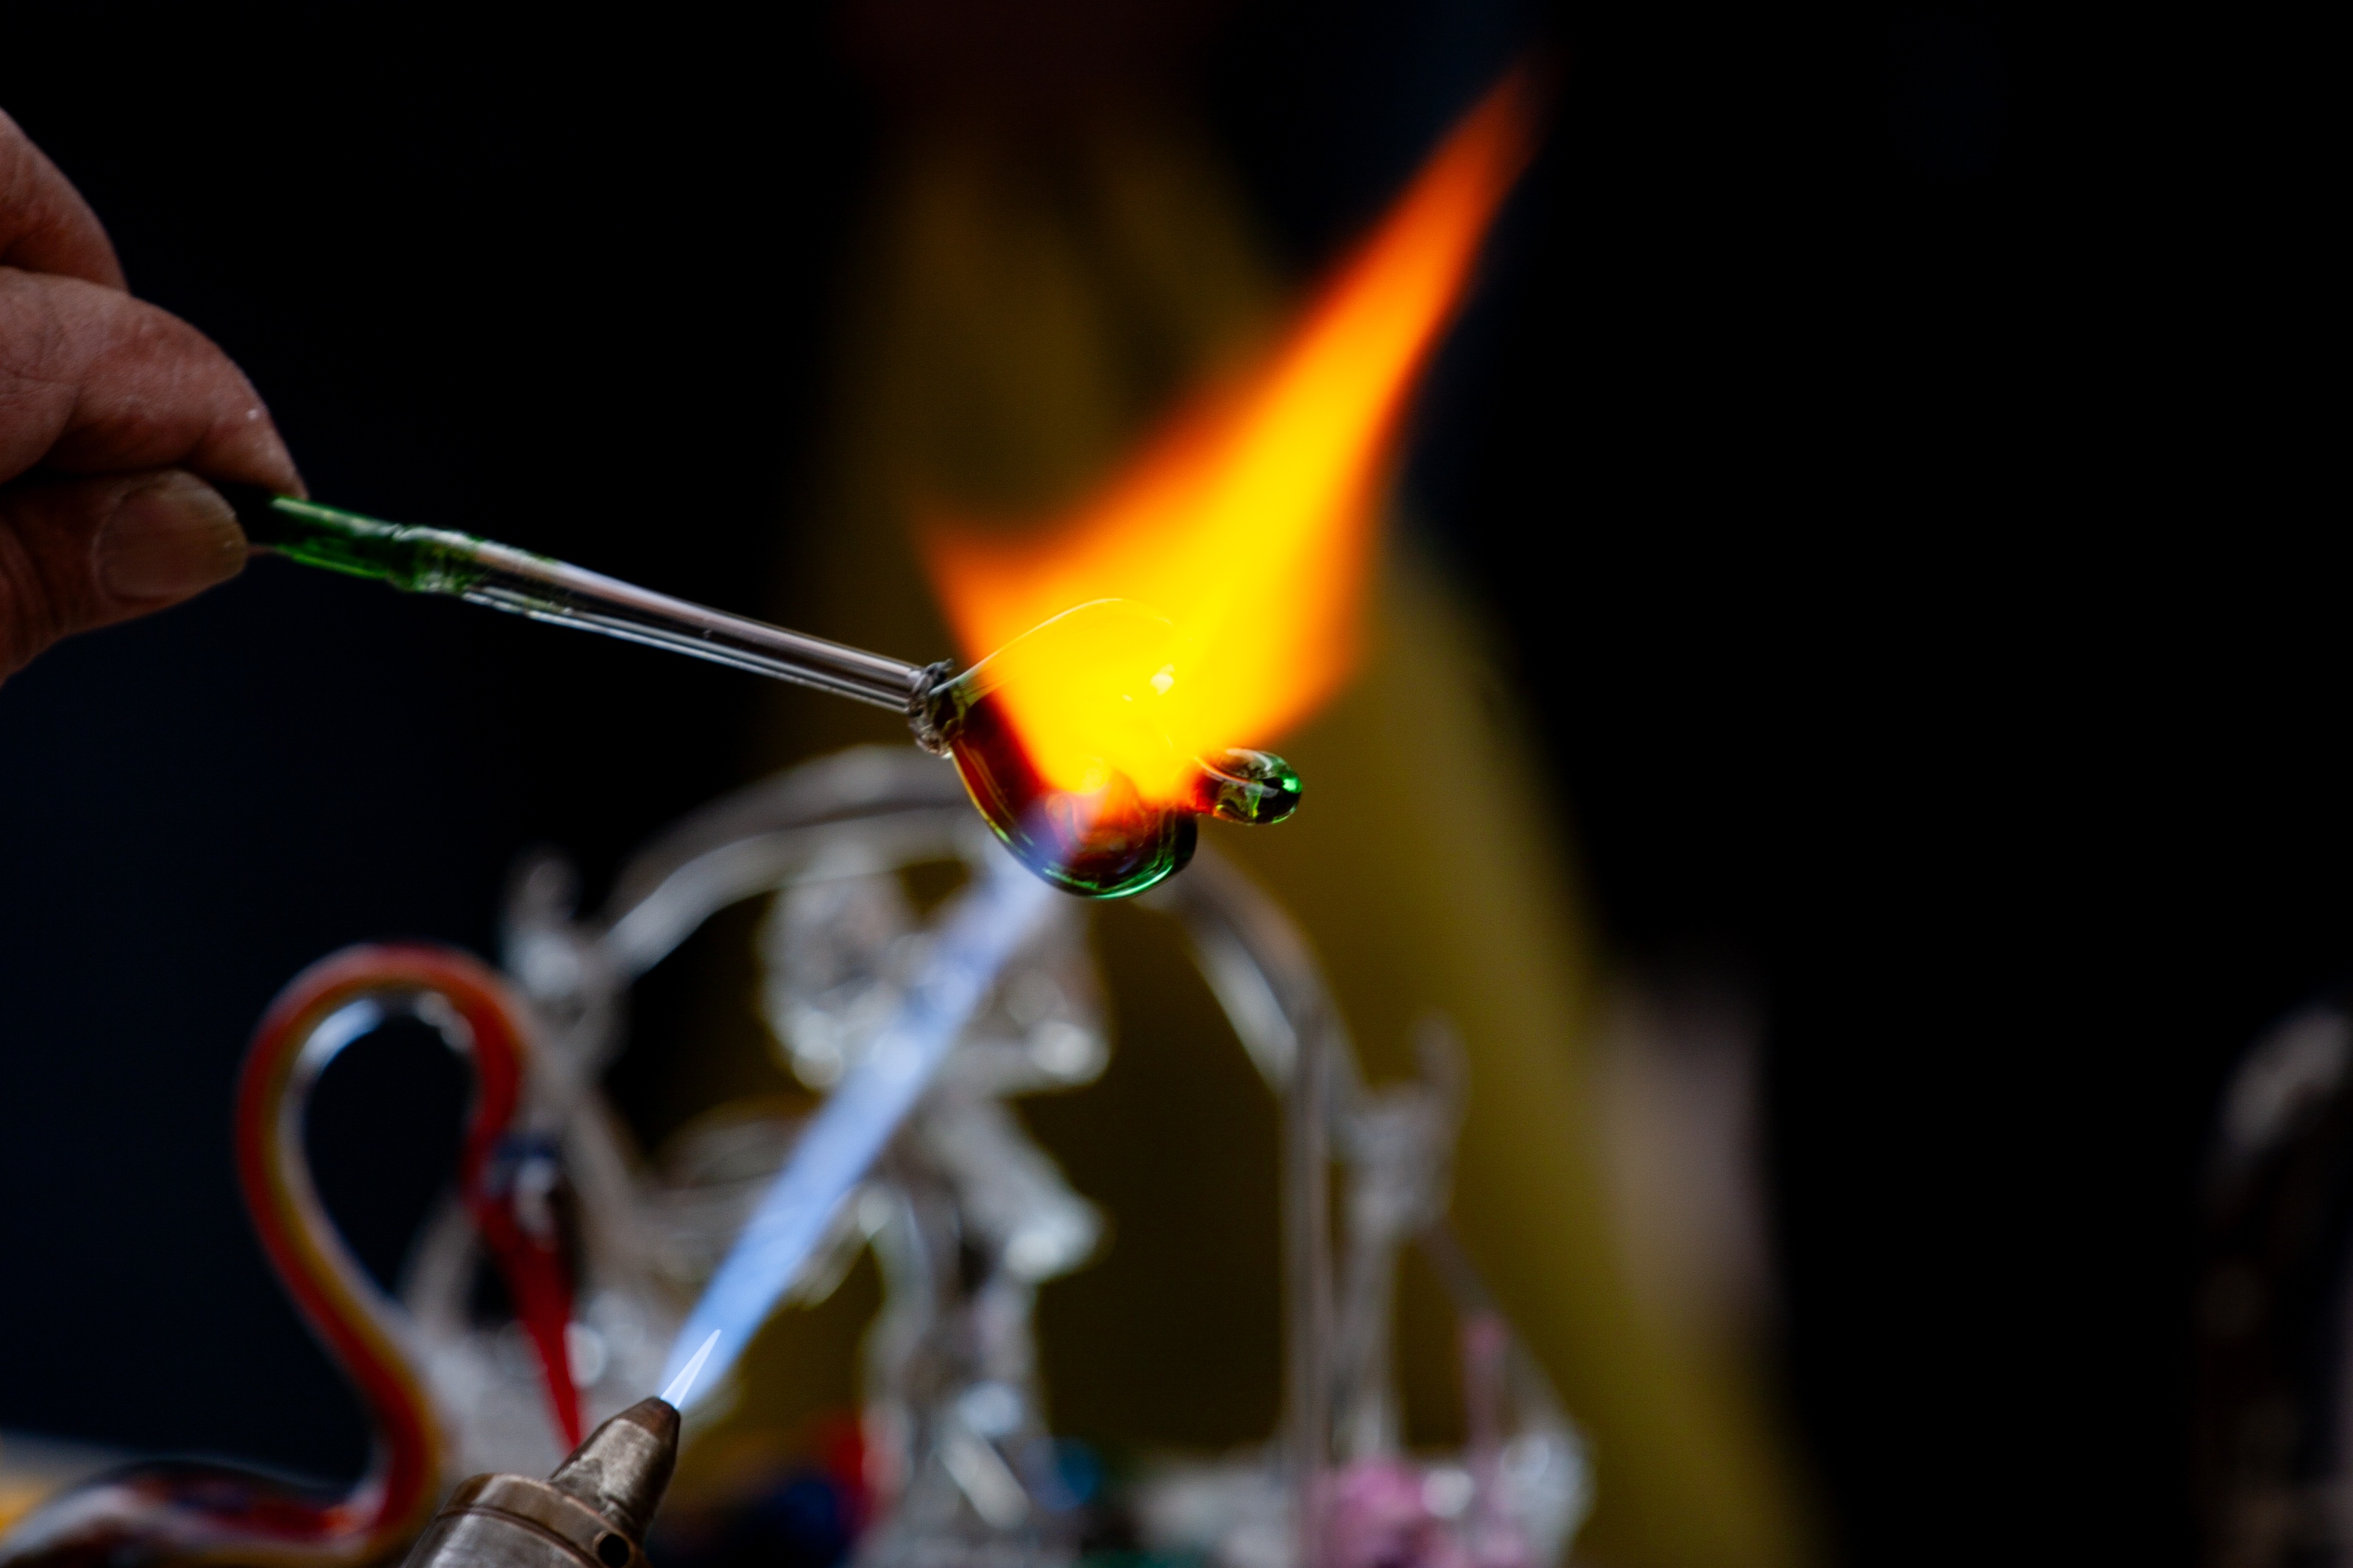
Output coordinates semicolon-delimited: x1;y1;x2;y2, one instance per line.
0;271;299;494
0;107;127;289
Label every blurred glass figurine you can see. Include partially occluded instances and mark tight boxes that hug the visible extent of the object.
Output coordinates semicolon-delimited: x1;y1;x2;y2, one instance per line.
764;843;1108;1566
1331;1025;1586;1568
491;748;1105;1566
0;921;799;1568
0;948;589;1568
7;745;1585;1568
567;752;1591;1561
1130;1007;1588;1568
499;746;1590;1567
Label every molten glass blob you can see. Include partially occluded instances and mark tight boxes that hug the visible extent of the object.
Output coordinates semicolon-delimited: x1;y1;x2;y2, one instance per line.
917;600;1303;898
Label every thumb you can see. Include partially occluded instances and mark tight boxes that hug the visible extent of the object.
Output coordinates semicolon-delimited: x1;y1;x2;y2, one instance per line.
0;470;248;681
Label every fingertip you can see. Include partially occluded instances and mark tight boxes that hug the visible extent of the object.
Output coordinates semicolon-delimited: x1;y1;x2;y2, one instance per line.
96;472;248;602
216;398;305;499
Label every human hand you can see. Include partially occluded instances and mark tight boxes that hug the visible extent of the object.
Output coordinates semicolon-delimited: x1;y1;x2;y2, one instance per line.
1;107;301;682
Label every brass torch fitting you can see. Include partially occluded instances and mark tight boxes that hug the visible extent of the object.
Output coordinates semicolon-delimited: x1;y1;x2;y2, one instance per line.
398;1400;680;1568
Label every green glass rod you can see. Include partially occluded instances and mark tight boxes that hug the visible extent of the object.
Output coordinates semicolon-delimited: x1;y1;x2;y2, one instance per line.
217;486;931;712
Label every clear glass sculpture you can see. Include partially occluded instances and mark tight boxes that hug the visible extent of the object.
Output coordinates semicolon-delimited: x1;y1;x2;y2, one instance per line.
387;745;1584;1568
762;848;1108;1566
484;749;1110;1567
0;947;628;1568
1136;862;1591;1568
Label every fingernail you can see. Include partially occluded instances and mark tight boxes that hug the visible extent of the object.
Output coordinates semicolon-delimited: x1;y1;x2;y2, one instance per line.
97;473;247;600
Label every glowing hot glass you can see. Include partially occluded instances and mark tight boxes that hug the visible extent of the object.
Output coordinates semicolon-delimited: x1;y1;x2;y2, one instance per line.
913;600;1301;898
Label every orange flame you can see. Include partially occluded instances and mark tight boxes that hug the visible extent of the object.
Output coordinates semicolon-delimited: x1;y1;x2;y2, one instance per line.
922;71;1536;804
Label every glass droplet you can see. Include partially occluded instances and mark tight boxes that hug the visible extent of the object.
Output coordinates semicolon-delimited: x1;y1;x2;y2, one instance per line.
1189;748;1303;826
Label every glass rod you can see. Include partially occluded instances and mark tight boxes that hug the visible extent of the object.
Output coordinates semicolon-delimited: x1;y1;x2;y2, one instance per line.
220;488;927;712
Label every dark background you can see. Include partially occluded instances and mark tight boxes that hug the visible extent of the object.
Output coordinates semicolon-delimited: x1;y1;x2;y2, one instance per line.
0;2;2333;1562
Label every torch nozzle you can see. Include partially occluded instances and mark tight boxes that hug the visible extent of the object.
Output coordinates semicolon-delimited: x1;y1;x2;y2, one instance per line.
396;1400;682;1568
549;1399;680;1544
